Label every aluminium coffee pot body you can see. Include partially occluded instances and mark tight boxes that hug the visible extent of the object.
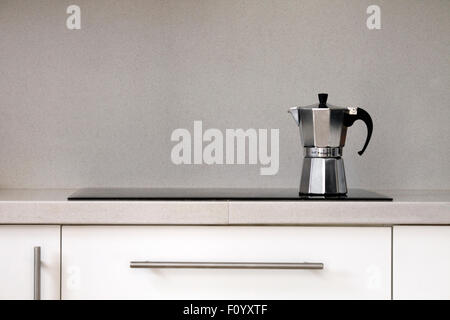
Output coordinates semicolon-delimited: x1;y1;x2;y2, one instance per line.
289;93;373;195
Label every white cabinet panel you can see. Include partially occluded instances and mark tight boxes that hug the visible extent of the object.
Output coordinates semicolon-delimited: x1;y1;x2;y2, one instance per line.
394;226;450;300
62;226;390;300
0;225;60;300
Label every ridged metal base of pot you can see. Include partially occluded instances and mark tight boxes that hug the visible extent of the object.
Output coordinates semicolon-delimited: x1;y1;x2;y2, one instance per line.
299;158;347;195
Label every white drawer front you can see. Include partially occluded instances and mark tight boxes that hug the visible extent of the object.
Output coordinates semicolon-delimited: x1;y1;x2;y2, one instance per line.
62;226;391;299
394;226;450;300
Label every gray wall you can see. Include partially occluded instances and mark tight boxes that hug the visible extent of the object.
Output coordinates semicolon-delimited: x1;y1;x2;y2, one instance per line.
0;0;449;189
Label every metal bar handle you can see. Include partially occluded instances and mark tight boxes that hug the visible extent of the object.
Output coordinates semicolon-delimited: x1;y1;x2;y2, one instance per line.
34;246;41;300
130;261;324;270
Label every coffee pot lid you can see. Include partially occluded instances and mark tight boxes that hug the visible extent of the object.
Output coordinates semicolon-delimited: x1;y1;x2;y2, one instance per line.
297;93;347;110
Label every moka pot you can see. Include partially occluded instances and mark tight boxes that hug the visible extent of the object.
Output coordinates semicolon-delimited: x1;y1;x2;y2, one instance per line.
289;93;373;195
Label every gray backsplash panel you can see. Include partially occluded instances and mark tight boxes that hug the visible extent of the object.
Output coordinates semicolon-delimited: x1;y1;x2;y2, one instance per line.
0;0;449;189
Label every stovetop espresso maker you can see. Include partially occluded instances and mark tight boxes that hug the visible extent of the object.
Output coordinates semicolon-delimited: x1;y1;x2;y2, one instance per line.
289;93;373;195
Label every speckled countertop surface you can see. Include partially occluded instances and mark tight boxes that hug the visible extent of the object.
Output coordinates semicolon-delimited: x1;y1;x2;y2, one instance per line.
0;189;448;225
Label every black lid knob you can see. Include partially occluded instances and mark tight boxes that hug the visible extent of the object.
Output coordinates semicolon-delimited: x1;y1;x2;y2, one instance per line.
318;93;328;108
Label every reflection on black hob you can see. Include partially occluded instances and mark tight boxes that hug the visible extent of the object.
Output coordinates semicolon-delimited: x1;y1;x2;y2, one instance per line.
68;188;392;201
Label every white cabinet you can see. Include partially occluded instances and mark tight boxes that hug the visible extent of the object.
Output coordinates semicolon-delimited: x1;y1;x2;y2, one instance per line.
62;226;391;299
0;225;60;300
393;226;450;300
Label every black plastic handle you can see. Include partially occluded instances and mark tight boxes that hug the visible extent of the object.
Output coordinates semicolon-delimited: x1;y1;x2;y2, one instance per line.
344;108;373;156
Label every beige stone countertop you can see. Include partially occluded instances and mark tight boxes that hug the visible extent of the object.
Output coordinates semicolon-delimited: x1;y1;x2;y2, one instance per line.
0;189;448;225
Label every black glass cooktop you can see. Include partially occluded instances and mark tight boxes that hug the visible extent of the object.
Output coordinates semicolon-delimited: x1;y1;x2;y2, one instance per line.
68;188;392;201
